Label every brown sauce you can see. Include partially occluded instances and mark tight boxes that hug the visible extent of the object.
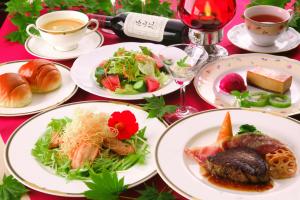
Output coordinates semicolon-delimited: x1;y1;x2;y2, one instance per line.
200;167;273;192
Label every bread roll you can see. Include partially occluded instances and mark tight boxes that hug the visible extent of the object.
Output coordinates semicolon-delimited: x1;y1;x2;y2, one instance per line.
0;73;32;107
19;59;62;93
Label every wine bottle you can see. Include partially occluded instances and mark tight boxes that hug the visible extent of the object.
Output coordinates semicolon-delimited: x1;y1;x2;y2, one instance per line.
88;12;189;44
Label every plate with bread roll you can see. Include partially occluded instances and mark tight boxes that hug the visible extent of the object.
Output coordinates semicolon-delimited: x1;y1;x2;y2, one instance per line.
194;53;300;117
156;108;300;200
0;59;77;116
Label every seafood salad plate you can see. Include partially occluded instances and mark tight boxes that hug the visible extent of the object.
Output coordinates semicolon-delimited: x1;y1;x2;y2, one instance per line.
5;101;167;197
156;108;300;200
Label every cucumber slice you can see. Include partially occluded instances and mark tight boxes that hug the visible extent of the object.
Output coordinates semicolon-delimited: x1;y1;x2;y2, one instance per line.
133;80;147;92
269;94;291;108
245;92;269;107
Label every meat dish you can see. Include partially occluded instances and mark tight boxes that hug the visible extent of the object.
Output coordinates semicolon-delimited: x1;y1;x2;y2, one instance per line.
185;112;297;191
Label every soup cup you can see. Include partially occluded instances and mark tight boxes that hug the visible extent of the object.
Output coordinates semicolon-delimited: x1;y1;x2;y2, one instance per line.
244;5;292;46
26;10;99;51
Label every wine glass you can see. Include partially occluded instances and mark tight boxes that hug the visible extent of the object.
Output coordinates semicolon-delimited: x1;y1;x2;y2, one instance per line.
178;0;236;61
159;44;208;124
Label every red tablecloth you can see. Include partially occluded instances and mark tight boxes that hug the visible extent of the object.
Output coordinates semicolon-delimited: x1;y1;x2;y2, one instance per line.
0;0;300;199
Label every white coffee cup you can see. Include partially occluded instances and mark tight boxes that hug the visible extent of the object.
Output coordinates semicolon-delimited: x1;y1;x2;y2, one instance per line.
244;5;293;46
26;10;99;51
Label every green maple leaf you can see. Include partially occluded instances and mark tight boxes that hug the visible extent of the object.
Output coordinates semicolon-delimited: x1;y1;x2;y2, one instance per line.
141;96;177;120
84;171;128;200
137;185;175;200
0;175;28;200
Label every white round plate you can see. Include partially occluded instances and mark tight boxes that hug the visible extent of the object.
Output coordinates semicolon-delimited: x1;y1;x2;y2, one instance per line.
0;60;77;116
5;101;167;197
194;53;300;116
25;31;104;61
227;23;300;53
156;108;300;200
71;42;180;100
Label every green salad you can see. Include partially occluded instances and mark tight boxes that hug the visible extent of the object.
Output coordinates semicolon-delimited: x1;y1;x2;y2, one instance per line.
94;46;169;94
32;109;149;180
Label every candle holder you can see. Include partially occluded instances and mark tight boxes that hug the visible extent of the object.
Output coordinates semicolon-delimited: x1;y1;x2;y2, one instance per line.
178;0;236;61
189;29;228;61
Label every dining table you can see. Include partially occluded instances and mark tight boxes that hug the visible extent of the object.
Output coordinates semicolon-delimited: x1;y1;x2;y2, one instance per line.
1;0;300;199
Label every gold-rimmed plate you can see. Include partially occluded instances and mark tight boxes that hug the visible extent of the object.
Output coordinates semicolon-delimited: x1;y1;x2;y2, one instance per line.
194;53;300;116
5;101;167;197
0;60;78;116
155;108;300;200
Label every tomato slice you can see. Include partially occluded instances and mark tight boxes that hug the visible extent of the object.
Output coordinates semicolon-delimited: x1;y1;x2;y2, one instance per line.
101;75;121;92
145;77;160;92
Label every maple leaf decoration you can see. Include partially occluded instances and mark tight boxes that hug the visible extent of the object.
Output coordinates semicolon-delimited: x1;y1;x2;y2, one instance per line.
108;110;139;140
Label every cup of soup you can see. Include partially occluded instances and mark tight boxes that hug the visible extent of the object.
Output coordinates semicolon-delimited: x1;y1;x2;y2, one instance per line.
244;5;293;46
26;10;99;51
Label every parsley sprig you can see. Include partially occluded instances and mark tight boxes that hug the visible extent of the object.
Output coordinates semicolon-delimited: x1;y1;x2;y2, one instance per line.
0;175;28;200
237;124;262;135
141;96;177;120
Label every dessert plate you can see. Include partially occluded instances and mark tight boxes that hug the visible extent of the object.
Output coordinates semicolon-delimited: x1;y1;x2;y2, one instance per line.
194;53;300;116
227;23;300;53
0;60;77;116
25;31;104;61
156;108;300;200
71;42;180;100
5;101;167;197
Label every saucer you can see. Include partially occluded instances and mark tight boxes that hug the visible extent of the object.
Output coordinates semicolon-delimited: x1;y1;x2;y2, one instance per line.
227;23;300;53
25;31;104;61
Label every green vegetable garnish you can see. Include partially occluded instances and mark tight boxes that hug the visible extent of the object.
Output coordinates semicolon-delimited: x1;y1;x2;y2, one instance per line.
268;94;291;108
237;124;262;135
231;91;291;108
0;175;28;200
141;95;177;120
176;56;189;68
245;92;269;107
140;46;152;56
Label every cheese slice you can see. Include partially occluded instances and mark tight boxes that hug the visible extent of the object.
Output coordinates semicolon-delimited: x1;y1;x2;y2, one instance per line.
246;67;292;94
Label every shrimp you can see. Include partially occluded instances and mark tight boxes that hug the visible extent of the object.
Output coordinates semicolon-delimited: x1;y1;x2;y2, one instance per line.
103;138;135;155
71;143;99;169
49;132;61;149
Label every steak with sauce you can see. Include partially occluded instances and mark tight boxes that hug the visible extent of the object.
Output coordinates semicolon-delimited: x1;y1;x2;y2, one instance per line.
207;147;270;184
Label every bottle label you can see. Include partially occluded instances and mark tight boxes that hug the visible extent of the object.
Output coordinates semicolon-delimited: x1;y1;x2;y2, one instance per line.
124;13;168;42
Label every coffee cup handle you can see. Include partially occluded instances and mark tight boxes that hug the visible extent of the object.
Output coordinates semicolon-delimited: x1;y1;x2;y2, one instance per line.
26;24;41;39
86;19;99;35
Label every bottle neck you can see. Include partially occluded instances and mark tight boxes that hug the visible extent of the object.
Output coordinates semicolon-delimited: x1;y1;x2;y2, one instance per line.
87;14;113;28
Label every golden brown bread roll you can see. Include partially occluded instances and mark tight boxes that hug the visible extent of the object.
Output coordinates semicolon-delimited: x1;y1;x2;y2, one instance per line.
18;59;62;93
0;73;32;107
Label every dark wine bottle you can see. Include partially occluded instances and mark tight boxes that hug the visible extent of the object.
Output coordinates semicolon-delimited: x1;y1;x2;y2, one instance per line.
88;12;189;44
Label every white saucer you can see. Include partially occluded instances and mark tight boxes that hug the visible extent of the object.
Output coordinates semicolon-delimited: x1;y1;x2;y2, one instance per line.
25;31;104;61
227;23;300;53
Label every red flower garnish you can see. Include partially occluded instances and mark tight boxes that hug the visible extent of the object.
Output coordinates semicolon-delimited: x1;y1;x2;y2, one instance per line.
108;110;139;140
